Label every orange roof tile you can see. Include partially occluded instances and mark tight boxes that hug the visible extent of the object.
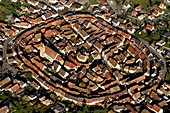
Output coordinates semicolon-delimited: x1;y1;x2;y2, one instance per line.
131;10;138;16
64;87;70;92
64;61;76;69
152;104;161;112
139;53;146;60
45;29;53;38
10;84;20;93
146;24;154;31
41;28;46;33
56;55;63;62
45;46;57;59
86;98;93;103
49;86;54;91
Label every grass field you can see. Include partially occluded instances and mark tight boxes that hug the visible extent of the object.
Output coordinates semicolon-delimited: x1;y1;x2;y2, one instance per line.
131;0;163;11
81;0;99;12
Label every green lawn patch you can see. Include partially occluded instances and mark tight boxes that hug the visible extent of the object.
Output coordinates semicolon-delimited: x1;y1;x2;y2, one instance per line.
79;82;86;88
81;0;99;12
0;0;21;20
88;55;93;62
166;72;170;82
131;0;151;11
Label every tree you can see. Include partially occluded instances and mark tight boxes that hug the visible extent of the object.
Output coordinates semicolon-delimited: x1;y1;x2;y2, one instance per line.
0;0;21;20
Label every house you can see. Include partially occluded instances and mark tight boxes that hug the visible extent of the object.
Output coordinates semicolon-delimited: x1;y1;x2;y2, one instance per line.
64;61;76;70
98;0;107;5
121;31;131;39
125;104;137;113
113;70;123;80
139;52;146;60
73;22;80;31
129;75;146;84
9;84;20;94
86;72;96;81
122;4;131;11
29;6;40;13
31;81;40;90
0;77;11;88
45;29;53;38
40;46;64;64
133;92;141;101
58;68;69;79
115;53;126;63
127;25;136;34
60;0;67;4
146;24;154;31
113;105;125;112
82;77;89;83
51;104;65;113
48;0;58;4
152;8;164;16
159;3;166;9
76;52;88;62
78;28;90;40
32;59;46;70
104;36;115;45
135;5;142;11
27;0;39;6
126;58;135;64
110;85;121;93
70;2;83;11
108;58;117;68
41;99;52;106
100;13;112;22
148;14;155;20
65;0;75;8
93;41;104;52
68;53;82;66
131;10;138;17
92;65;102;74
163;32;170;39
150;91;161;100
147;103;163;113
127;45;135;56
112;19;120;27
156;40;166;46
13;22;31;28
138;14;146;20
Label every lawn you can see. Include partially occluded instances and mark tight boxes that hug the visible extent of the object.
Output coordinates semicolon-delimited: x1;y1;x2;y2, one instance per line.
81;0;99;12
0;0;21;20
166;72;170;82
131;0;151;11
131;0;163;11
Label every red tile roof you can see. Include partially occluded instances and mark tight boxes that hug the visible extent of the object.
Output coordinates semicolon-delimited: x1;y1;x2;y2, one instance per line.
146;24;154;31
45;46;57;59
131;10;138;16
10;84;20;93
152;104;161;112
45;30;53;38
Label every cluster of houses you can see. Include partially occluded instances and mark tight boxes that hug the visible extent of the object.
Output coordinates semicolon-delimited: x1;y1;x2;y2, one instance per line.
3;12;170;113
0;0;170;113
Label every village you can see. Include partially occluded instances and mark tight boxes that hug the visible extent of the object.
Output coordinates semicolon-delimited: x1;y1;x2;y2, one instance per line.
0;0;170;113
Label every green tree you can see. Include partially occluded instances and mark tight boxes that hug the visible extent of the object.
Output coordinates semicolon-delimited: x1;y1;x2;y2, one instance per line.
0;0;21;20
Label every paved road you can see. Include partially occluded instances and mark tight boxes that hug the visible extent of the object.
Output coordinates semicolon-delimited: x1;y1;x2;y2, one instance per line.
2;35;17;75
107;0;121;15
127;15;142;21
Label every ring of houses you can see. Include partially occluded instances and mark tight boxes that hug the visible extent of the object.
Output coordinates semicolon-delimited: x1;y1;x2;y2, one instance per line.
12;13;164;106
